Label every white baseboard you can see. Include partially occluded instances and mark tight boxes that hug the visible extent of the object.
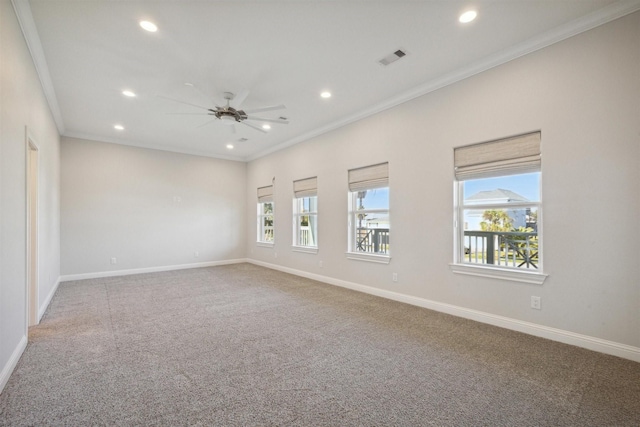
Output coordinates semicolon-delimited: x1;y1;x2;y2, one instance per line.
38;276;60;322
0;335;27;395
60;258;248;282
248;259;640;363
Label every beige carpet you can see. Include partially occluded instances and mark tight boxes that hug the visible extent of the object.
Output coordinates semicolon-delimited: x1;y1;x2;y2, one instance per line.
1;263;639;426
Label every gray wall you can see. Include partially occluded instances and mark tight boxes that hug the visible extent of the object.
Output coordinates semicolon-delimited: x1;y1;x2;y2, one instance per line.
61;137;246;275
246;12;640;348
1;0;61;388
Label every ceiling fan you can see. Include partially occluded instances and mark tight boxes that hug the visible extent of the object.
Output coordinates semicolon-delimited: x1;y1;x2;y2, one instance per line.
161;86;288;134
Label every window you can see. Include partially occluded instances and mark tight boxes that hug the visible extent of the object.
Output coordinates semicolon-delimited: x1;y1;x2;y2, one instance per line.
453;132;545;282
257;185;274;244
348;163;390;261
293;177;318;250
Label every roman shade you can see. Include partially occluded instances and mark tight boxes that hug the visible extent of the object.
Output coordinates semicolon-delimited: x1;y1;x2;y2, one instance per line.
293;177;317;198
454;132;541;180
348;162;389;191
257;185;273;203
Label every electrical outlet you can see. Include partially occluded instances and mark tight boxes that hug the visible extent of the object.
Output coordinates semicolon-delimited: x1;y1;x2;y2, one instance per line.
392;273;398;282
531;296;541;310
110;257;117;265
194;251;199;258
274;252;277;258
319;260;323;268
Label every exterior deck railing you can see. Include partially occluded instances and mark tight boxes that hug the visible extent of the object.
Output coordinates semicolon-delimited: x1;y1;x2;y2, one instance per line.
356;228;389;254
263;227;274;242
464;230;538;269
299;226;315;247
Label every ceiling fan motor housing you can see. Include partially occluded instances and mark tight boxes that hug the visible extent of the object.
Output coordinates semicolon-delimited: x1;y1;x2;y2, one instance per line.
214;107;248;122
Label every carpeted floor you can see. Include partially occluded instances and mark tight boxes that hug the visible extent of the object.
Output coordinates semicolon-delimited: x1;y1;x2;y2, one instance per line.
1;263;639;426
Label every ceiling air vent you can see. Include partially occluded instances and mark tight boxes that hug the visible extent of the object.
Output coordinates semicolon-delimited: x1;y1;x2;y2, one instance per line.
238;138;248;142
379;49;408;66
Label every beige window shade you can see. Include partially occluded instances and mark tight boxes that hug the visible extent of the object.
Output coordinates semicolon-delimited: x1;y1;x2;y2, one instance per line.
293;177;317;198
257;185;273;203
454;132;541;180
348;162;389;191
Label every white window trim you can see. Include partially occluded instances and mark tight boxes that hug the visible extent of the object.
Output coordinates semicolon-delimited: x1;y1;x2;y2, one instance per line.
348;192;390;257
292;196;318;250
292;246;318;254
257;201;275;244
450;263;547;285
345;251;391;264
453;176;546;283
256;242;275;248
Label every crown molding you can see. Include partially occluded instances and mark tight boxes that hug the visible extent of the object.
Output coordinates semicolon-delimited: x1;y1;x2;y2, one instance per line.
247;0;640;162
11;0;66;134
11;0;640;162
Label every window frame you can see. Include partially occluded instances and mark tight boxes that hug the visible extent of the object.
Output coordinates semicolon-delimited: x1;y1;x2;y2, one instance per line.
292;195;318;253
257;201;275;246
452;173;546;284
347;186;390;264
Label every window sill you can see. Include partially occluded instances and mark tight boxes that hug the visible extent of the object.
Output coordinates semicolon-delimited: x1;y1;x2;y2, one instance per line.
256;242;274;248
450;263;547;285
346;252;391;264
292;246;318;254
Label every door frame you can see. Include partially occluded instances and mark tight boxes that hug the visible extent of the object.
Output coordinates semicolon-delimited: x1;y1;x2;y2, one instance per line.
26;127;39;328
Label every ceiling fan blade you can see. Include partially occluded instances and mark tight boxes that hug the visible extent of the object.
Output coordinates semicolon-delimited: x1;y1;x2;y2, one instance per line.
240;121;267;133
157;95;209;111
242;104;286;114
195;118;218;129
185;83;222;109
166;112;212;115
231;89;250;108
245;116;289;124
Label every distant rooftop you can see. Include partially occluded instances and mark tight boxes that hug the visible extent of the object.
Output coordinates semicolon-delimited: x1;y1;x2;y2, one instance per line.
466;189;529;202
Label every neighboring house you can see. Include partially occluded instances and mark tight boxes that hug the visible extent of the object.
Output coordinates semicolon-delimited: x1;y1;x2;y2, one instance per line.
359;214;390;230
464;189;531;231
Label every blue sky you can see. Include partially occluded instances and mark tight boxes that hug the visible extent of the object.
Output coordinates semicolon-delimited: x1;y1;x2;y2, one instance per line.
463;172;540;201
357;187;389;210
357;172;540;209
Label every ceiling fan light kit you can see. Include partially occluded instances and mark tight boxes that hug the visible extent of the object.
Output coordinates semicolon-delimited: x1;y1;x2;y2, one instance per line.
163;88;288;135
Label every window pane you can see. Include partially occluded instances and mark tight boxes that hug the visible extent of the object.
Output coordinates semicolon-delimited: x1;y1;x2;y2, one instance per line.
463;172;540;204
354;225;389;254
262;215;274;242
263;202;274;214
298;214;317;247
462;207;538;269
354;187;388;210
308;196;317;212
350;187;389;255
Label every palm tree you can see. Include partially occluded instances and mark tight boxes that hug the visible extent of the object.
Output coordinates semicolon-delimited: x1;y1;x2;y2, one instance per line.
480;210;513;232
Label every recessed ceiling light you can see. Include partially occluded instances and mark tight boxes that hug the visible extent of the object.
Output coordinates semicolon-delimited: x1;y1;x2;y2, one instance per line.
262;124;271;130
459;10;477;23
139;20;158;32
114;124;124;130
122;90;136;97
226;144;234;149
321;91;332;99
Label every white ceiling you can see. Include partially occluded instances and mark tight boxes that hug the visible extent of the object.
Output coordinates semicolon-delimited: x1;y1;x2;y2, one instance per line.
18;0;639;161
